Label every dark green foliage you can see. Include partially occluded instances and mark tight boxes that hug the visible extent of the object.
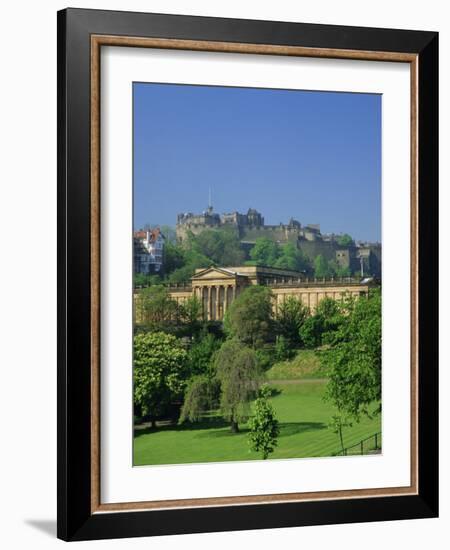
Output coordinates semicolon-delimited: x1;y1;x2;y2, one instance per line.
250;238;279;266
163;241;186;274
274;242;310;272
248;384;280;459
214;339;261;432
299;297;344;348
276;295;309;345
190;229;245;266
186;329;221;378
323;289;382;422
250;238;311;272
274;335;293;362
329;260;352;278
336;233;354;247
164;229;245;283
299;315;324;349
223;285;274;347
136;285;178;325
314;254;334;278
133;332;188;426
177;295;204;335
134;273;162;288
179;375;220;423
255;346;277;371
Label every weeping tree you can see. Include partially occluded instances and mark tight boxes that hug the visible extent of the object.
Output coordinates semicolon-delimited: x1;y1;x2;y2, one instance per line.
179;375;220;424
223;285;273;348
214;339;261;432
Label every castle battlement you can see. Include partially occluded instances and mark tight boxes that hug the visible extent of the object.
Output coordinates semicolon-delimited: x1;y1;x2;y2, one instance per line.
175;206;381;277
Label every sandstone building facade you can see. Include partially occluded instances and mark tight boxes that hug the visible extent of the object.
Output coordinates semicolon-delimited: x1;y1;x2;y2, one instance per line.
135;265;377;323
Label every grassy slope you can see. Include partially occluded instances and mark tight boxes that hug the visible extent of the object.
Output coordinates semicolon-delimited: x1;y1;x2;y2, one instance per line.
266;349;325;380
134;380;381;466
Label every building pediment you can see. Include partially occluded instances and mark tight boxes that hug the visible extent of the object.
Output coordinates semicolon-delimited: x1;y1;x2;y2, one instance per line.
191;266;240;281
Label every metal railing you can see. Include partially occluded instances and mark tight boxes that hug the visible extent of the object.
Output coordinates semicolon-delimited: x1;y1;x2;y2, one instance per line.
334;432;382;457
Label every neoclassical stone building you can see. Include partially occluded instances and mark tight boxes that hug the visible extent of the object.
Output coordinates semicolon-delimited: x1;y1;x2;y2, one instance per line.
155;265;377;322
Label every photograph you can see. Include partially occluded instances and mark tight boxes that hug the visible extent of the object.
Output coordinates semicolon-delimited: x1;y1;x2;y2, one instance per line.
132;82;383;467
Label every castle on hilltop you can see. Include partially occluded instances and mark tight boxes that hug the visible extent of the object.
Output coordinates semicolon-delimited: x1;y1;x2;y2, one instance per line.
176;205;381;277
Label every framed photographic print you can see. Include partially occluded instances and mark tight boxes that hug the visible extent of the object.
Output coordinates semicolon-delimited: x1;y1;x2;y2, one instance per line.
57;8;438;541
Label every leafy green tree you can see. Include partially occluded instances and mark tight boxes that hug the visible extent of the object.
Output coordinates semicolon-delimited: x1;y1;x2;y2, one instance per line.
134;273;162;288
274;335;293;361
186;329;221;378
250;238;280;266
323;289;381;425
187;229;245;267
275;242;311;272
336;233;354;247
276;296;309;345
336;265;352;278
224;285;273;347
136;285;178;325
178;295;204;334
314;254;334;278
214;339;261;432
248;385;280;459
163;241;185;274
179;375;220;423
298;315;323;349
329;413;353;455
134;332;188;427
298;297;344;348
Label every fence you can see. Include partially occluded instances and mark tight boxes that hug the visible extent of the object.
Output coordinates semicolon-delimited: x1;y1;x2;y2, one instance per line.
334;432;382;457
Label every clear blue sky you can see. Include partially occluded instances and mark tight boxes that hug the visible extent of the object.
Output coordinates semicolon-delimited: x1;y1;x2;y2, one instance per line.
134;83;381;242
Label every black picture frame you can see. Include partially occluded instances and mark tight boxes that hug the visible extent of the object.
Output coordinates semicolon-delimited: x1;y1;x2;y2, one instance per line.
57;7;438;541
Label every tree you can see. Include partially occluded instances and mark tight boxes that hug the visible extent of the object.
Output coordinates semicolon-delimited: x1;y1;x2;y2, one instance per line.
186;329;221;378
136;285;178;325
134;272;161;288
248;385;280;459
223;285;273;347
329;413;353;455
163;241;185;274
250;238;280;266
336;233;354;247
314;254;334;278
188;229;245;267
214;339;261;432
276;296;309;345
274;334;292;361
323;289;381;446
178;295;204;334
274;242;311;272
179;375;220;424
134;332;188;427
298;297;343;348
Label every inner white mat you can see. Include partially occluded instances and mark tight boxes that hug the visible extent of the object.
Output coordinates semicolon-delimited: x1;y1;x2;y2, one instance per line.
101;46;411;504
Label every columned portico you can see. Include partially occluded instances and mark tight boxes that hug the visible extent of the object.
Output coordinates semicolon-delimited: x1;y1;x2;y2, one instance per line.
133;266;378;324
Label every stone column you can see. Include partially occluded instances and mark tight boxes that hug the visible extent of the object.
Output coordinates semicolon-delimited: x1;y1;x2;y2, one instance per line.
232;285;236;301
215;285;220;321
223;286;228;314
207;286;212;321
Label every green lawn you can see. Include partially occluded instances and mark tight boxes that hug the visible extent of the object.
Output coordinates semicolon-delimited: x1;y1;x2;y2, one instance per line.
133;380;381;466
